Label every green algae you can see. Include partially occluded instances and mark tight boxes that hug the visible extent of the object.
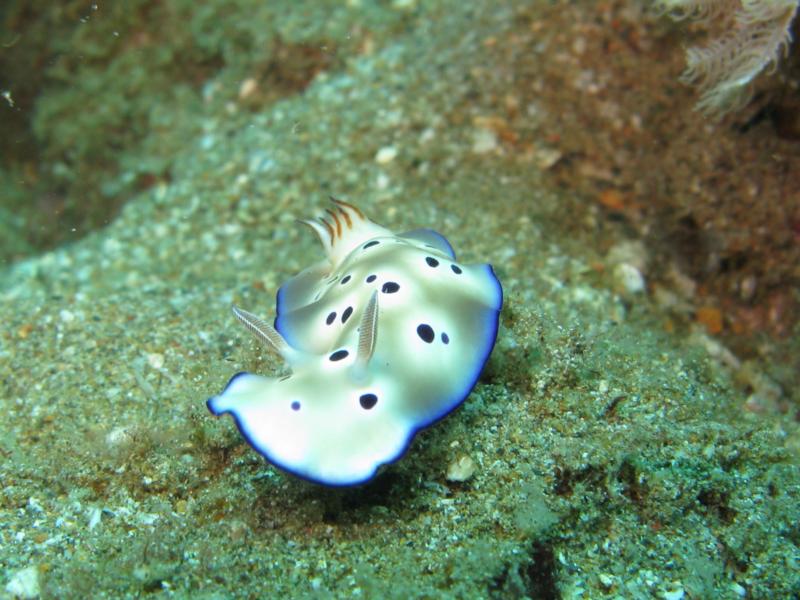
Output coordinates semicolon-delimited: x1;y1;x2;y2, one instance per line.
1;1;799;598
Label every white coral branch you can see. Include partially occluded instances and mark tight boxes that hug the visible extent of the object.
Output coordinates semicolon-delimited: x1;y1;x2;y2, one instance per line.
658;0;799;114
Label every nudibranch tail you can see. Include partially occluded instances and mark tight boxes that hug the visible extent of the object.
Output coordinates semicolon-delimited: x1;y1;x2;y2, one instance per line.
300;197;391;267
232;305;293;361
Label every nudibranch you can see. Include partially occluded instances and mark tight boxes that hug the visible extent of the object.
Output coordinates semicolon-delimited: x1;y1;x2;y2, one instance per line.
207;199;502;486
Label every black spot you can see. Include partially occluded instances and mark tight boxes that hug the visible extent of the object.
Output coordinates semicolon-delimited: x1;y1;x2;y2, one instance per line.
381;281;400;294
441;332;450;344
326;311;336;325
342;306;353;323
363;240;380;249
425;256;439;267
417;324;435;343
340;275;351;285
451;264;462;274
329;349;349;361
366;274;377;283
359;393;378;409
291;401;301;411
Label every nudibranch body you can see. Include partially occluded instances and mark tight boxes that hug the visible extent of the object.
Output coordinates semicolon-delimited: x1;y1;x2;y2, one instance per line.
207;199;502;486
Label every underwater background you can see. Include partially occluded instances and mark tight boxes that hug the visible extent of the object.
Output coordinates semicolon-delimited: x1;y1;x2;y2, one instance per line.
1;1;798;598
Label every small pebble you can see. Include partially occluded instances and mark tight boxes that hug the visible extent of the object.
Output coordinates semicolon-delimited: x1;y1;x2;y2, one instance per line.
534;147;562;170
662;586;685;600
419;127;435;144
597;189;626;211
471;127;499;154
374;146;398;164
598;573;614;588
105;426;133;448
613;263;645;295
239;77;258;100
4;565;40;599
607;240;648;272
88;506;102;530
146;352;165;370
739;275;757;302
695;306;723;334
446;455;477;482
